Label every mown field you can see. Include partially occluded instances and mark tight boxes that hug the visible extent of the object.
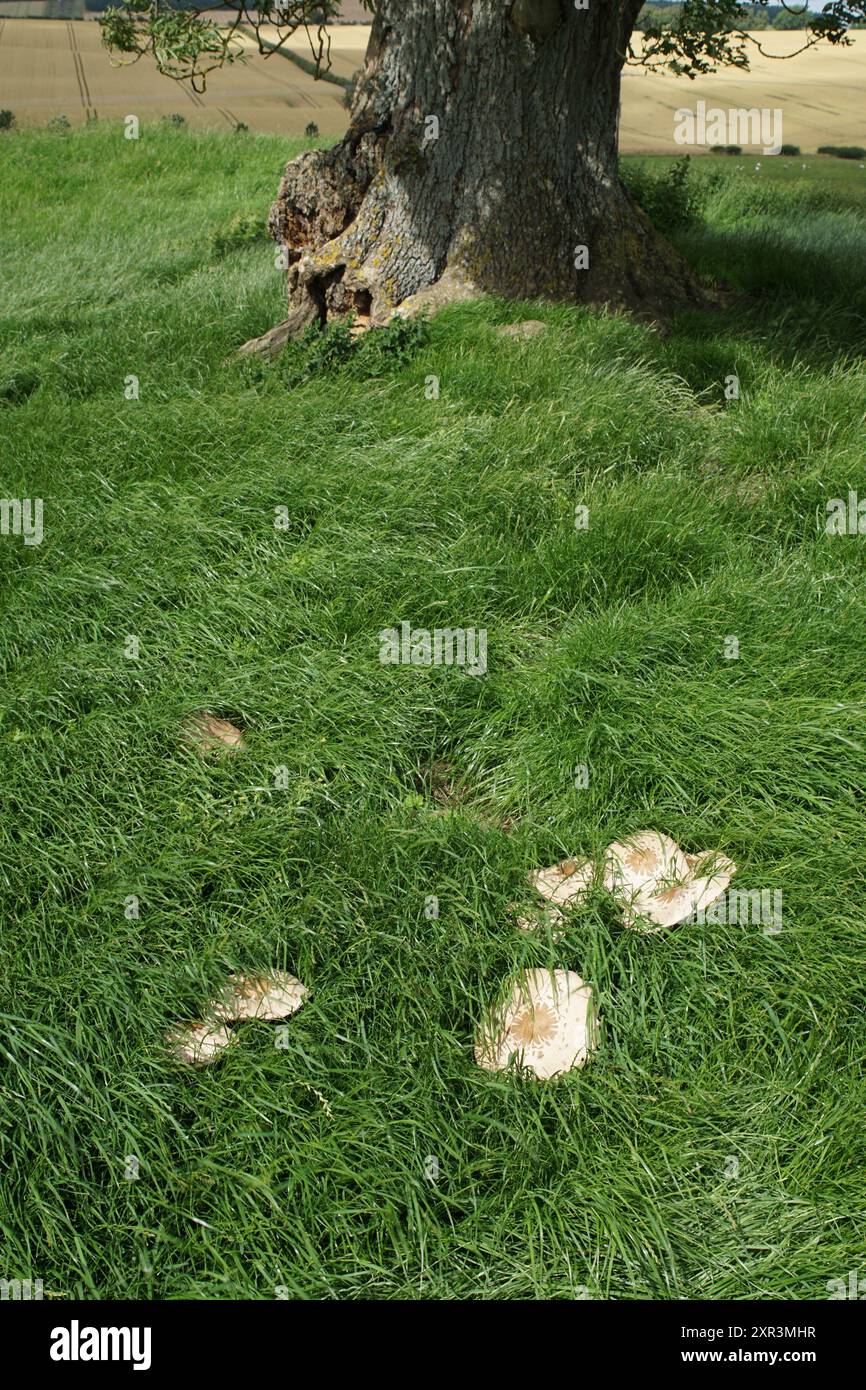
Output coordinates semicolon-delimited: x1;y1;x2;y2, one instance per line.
1;123;865;1299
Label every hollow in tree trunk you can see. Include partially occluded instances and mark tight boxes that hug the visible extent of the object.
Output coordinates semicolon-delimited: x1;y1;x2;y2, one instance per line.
253;0;701;354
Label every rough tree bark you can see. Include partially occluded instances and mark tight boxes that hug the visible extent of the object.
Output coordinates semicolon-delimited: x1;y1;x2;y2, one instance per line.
245;0;702;355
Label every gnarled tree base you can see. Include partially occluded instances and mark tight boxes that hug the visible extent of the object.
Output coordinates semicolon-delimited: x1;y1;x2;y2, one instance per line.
240;1;705;359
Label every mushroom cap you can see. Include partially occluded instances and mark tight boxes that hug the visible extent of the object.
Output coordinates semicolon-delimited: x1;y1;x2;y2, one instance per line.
603;830;693;931
529;856;594;908
475;968;597;1080
181;712;245;755
167;1020;236;1067
684;851;737;917
213;972;309;1023
604;832;737;932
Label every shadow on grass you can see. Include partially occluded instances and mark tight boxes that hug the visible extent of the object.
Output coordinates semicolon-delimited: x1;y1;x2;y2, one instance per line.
662;212;866;394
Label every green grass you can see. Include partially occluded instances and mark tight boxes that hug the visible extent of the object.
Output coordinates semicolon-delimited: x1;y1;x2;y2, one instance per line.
624;150;866;213
1;122;865;1300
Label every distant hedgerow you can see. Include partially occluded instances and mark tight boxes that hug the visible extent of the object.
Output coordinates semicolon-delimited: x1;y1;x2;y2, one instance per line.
817;145;866;160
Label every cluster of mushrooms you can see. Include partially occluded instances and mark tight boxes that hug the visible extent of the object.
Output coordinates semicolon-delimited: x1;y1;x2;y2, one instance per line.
475;831;736;1081
171;713;312;1065
168;971;309;1065
172;717;735;1082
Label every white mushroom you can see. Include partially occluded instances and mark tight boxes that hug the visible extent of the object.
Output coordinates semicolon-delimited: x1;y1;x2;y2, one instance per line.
181;712;245;755
167;1020;236;1067
167;972;309;1066
684;850;737;918
212;971;309;1023
529;856;594;908
603;830;691;932
475;968;597;1079
603;830;735;932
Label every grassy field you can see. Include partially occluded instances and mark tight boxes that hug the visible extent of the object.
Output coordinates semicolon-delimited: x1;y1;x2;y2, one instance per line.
1;18;864;148
1;123;866;1300
630;150;866;210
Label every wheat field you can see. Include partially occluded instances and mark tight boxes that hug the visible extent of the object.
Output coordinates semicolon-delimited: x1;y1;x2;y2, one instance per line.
0;18;864;149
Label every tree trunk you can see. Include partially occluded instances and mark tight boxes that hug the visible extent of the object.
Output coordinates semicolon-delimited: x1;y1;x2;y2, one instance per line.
258;0;701;351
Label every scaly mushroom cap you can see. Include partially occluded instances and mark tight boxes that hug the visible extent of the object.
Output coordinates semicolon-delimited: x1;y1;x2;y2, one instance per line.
602;830;692;932
475;968;597;1079
181;712;245;755
213;972;309;1023
168;972;309;1065
604;831;737;932
167;1020;236;1067
529;857;594;908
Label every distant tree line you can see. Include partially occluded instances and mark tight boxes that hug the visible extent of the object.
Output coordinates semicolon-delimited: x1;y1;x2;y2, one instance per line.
84;1;336;11
78;0;866;26
75;1;866;23
634;3;866;29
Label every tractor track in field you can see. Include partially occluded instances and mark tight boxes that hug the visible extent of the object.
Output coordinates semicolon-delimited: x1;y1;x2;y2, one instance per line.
67;21;97;122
